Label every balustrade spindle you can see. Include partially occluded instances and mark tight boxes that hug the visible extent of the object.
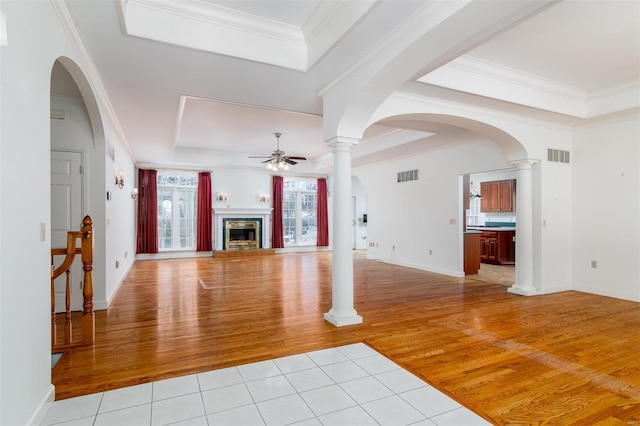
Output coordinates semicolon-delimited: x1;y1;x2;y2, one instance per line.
50;215;94;352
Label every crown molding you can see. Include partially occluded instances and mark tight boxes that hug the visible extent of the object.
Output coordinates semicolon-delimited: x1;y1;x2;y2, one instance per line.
437;56;586;100
417;56;639;119
50;0;136;160
119;0;375;72
120;0;306;70
125;0;304;44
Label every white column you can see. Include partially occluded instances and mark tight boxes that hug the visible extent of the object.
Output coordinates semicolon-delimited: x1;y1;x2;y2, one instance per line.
509;159;539;296
324;137;363;327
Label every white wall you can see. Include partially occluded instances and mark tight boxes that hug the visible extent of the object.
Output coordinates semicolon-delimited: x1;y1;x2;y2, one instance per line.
211;168;271;209
571;113;640;301
352;176;367;249
104;132;136;308
1;2;137;423
1;2;73;424
537;159;572;293
355;138;512;276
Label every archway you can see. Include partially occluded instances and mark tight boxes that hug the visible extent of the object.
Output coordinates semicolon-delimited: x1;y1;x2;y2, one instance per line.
358;110;538;295
50;57;107;312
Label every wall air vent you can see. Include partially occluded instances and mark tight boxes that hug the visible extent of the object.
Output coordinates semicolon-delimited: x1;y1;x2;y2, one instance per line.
397;169;418;183
547;148;570;163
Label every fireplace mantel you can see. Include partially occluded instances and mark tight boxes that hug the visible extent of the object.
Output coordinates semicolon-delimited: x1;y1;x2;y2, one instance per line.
213;208;273;251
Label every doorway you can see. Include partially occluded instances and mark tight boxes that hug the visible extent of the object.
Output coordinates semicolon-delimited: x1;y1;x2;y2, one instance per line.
51;150;84;312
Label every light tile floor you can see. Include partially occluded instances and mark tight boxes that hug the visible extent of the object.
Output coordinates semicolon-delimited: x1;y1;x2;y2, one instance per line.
42;343;491;426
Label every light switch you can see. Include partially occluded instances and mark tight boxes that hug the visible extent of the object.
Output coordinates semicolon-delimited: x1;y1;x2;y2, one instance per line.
40;223;46;242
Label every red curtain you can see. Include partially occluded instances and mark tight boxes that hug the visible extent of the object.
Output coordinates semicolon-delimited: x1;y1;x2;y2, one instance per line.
317;178;329;247
272;175;284;248
136;169;158;254
196;172;212;251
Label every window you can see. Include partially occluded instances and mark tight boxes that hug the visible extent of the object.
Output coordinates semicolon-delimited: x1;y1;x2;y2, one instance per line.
283;178;317;246
157;171;197;250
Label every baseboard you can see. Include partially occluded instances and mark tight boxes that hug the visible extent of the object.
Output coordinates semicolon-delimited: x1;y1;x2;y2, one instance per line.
136;251;213;260
573;285;640;302
539;285;572;295
103;260;137;309
28;384;55;426
373;259;464;278
275;246;332;254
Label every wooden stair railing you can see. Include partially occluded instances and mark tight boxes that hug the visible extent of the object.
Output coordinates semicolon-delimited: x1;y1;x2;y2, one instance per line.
51;215;95;352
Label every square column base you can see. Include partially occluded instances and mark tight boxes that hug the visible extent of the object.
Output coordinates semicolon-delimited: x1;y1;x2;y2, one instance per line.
324;312;363;327
508;285;541;296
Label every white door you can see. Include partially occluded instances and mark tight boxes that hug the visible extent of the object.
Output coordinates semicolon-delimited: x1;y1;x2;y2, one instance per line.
51;150;84;312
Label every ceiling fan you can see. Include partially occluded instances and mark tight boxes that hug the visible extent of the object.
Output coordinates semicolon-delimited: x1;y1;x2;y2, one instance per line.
250;133;307;171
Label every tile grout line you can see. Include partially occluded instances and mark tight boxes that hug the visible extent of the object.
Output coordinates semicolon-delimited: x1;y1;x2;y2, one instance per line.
44;344;488;426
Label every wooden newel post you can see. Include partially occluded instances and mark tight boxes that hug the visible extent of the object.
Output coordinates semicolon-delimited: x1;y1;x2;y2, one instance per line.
80;215;95;344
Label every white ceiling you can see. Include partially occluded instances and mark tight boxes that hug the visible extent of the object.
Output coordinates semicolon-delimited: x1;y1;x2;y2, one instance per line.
57;0;639;173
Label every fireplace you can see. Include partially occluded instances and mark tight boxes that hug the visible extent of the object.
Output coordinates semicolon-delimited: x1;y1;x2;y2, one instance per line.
223;218;262;250
213;208;272;251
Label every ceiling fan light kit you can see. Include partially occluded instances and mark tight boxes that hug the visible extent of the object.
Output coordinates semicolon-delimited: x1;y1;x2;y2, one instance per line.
250;132;306;171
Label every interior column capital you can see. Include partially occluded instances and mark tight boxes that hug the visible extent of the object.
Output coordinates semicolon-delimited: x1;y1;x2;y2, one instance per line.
510;158;539;169
325;136;360;149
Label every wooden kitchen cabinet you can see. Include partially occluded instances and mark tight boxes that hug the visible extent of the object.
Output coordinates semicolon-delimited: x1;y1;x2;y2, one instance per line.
480;179;515;212
464;232;481;275
480;231;497;262
480;230;515;264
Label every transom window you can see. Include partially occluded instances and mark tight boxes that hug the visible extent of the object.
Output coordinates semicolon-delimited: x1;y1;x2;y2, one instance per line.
157;171;197;250
283;178;317;246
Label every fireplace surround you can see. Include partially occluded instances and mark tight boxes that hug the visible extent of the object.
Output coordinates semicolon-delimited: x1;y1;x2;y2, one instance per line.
213;208;272;251
223;218;262;250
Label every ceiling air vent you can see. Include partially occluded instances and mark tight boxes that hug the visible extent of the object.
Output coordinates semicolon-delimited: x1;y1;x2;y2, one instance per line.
397;169;418;183
547;148;570;163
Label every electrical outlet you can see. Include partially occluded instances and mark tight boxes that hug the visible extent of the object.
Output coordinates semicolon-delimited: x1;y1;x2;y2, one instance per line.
591;260;597;269
40;223;46;242
449;218;456;225
124;251;128;258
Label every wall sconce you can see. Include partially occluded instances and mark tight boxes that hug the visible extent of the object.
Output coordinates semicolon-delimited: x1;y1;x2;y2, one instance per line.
115;170;125;189
216;192;228;202
131;188;138;200
258;194;270;203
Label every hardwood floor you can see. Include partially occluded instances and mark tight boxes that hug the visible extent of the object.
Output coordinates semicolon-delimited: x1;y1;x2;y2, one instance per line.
469;262;515;286
52;252;640;424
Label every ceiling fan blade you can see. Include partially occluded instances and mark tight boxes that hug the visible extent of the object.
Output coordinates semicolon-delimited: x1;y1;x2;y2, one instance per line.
261;159;273;163
249;156;272;159
286;156;307;160
285;158;298;165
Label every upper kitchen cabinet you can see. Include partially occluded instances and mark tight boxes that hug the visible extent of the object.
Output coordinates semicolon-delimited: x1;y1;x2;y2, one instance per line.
481;179;516;212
